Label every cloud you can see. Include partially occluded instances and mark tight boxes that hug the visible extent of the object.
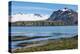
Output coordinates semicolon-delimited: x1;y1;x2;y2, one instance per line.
11;14;49;22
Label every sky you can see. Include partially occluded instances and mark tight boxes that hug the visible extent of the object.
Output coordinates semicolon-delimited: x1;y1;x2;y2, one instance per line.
9;1;78;15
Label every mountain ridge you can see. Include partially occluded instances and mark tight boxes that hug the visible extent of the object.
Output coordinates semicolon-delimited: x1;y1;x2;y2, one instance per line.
47;8;78;25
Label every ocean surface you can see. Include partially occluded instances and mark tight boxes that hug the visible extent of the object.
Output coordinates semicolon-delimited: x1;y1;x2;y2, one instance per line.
10;26;78;49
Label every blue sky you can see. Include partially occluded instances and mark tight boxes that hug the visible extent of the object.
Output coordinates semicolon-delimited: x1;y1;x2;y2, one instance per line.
10;1;78;15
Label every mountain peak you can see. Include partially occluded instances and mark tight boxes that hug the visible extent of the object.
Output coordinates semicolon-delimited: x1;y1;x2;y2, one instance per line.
34;14;42;17
47;8;78;25
62;8;69;11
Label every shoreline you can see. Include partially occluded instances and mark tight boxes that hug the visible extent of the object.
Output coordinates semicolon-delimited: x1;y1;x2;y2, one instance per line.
10;35;78;53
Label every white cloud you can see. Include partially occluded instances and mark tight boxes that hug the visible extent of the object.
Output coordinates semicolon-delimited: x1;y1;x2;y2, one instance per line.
11;14;49;22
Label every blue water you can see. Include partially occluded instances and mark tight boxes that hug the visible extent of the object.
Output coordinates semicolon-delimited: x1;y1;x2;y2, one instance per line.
10;26;78;49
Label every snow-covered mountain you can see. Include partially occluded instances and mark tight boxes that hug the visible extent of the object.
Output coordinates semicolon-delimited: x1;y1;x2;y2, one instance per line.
47;8;78;25
11;14;49;22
